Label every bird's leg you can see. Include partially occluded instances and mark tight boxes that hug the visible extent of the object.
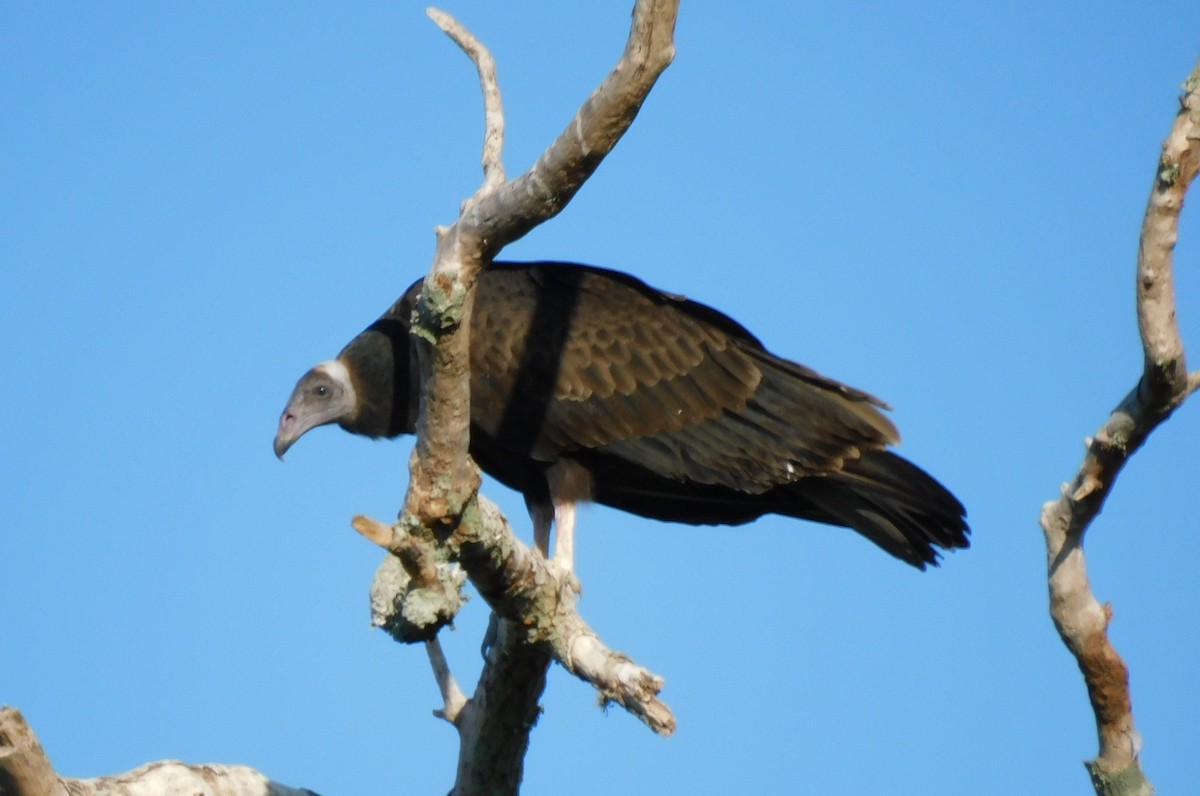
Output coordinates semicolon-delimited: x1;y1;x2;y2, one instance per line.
542;460;591;595
530;502;554;559
526;499;580;593
552;498;582;596
552;499;575;574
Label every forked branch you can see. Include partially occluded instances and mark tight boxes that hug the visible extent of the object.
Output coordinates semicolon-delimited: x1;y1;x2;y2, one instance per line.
384;3;679;793
359;500;675;735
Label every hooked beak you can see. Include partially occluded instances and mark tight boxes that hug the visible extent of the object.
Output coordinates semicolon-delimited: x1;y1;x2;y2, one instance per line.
273;411;301;460
273;361;357;461
270;367;350;461
273;399;344;460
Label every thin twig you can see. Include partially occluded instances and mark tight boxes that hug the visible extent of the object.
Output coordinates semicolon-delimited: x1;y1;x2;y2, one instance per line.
426;637;470;725
427;8;505;191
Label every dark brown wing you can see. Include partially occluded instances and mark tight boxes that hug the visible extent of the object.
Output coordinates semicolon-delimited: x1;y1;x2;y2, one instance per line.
470;262;899;494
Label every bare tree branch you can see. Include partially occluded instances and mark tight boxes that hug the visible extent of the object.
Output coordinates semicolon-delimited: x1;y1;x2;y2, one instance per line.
404;0;678;530
360;497;675;793
367;4;680;793
0;707;58;796
452;618;550;795
426;636;470;725
1040;59;1200;796
359;498;676;735
426;7;505;189
0;707;319;796
1137;69;1200;404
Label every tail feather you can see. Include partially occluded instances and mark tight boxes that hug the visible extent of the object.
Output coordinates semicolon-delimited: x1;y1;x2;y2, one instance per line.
570;446;968;570
788;450;969;569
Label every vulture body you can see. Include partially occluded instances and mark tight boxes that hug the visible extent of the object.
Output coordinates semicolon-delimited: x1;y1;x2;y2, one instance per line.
275;261;969;569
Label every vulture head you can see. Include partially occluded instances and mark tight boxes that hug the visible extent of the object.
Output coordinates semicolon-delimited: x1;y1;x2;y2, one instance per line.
274;294;422;460
273;360;358;460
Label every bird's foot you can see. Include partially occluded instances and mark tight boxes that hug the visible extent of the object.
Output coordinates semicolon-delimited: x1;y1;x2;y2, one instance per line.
554;564;582;599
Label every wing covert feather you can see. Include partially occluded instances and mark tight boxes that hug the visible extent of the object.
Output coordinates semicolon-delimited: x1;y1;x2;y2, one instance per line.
468;262;900;492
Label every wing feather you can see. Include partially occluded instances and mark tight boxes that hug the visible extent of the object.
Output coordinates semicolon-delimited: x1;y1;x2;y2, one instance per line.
468;262;899;493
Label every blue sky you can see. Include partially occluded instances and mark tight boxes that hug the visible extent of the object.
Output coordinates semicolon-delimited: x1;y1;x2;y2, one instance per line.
3;3;1198;793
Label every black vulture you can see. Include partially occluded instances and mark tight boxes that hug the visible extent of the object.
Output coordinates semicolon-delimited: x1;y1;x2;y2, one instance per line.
275;261;968;571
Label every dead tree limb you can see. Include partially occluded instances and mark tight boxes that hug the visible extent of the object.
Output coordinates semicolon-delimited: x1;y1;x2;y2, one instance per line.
358;503;674;733
368;3;679;794
0;707;58;796
0;706;318;796
1040;60;1200;796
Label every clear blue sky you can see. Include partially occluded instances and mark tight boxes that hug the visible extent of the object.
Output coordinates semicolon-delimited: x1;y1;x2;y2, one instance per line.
3;3;1198;793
